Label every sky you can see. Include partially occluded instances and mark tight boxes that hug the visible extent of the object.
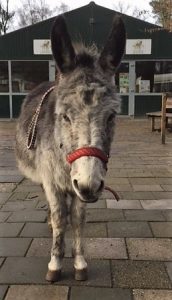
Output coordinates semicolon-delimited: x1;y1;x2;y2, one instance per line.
9;0;153;14
7;0;155;28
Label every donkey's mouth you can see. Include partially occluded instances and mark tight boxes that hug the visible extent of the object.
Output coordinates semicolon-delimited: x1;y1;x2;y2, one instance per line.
72;180;103;203
79;196;99;203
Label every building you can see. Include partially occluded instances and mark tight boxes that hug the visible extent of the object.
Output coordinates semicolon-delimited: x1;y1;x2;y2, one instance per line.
0;1;172;118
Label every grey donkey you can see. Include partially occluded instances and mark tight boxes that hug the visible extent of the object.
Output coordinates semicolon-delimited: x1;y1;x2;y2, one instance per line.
15;15;126;282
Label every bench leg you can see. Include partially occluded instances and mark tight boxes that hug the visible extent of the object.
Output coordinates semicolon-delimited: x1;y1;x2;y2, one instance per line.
151;117;155;131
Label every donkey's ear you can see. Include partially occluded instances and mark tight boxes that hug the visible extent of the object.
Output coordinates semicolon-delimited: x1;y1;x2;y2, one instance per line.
51;15;76;73
99;16;126;74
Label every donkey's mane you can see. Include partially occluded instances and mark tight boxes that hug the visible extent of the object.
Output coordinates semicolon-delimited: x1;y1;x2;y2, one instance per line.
74;44;99;68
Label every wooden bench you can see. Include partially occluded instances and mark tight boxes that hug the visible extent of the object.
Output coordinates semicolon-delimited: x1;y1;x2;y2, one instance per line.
146;93;172;144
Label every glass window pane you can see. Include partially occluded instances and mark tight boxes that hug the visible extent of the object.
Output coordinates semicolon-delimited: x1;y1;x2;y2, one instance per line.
0;95;10;117
136;61;172;93
0;61;9;92
11;61;49;93
154;61;172;92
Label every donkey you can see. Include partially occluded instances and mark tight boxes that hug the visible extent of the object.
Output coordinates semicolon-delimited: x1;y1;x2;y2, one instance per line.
15;15;126;282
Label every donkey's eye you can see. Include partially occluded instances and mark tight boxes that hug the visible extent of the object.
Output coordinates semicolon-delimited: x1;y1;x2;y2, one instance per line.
107;113;115;123
63;114;71;123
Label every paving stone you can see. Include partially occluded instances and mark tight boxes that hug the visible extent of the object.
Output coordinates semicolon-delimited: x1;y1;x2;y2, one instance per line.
0;175;23;183
133;289;172;300
1;200;38;211
129;178;157;185
0;258;4;267
119;192;154;200
86;200;106;209
20;223;51;238
133;185;163;192
36;201;48;210
7;210;47;222
141;200;172;210
106;178;130;184
70;287;132;300
66;223;107;238
86;209;124;222
14;185;42;193
0;212;11;222
165;262;172;282
0;286;8;300
26;192;46;202
156;178;172;184
127;238;172;260
0;193;10;205
107;222;152;238
59;259;111;287
150;222;172;237
105;184;133;192
112;260;171;289
0;257;111;287
8;192;28;201
163;210;172;221
124;210;165;221
161;185;172;191
27;238;52;257
0;257;48;284
5;285;68;300
0;183;16;193
152;192;172;199
106;199;142;209
0;238;32;256
0;223;24;237
21;179;40;186
84;238;127;259
27;237;127;260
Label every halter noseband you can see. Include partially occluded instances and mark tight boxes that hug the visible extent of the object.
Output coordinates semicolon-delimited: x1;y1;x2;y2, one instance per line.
66;147;109;166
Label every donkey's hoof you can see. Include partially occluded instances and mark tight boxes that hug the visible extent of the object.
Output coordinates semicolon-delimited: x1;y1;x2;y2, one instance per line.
46;269;61;282
74;268;88;281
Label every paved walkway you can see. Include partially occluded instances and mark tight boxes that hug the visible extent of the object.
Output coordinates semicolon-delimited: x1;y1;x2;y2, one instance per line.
0;117;172;300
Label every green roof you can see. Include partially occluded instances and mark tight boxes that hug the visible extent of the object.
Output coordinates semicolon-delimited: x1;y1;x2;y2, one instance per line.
0;1;171;60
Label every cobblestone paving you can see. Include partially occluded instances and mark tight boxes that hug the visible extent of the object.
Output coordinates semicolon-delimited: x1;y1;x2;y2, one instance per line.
0;118;172;299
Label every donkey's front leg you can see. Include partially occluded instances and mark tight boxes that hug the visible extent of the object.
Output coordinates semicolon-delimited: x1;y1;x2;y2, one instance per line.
70;198;87;281
43;183;67;282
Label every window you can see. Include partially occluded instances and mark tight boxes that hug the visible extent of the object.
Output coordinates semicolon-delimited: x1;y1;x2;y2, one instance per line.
11;61;49;93
0;61;9;92
136;61;172;93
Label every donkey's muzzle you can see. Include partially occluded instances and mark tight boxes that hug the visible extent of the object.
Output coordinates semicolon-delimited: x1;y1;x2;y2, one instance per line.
73;179;104;203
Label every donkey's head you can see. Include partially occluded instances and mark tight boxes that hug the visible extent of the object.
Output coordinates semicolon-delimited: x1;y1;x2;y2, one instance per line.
51;15;126;203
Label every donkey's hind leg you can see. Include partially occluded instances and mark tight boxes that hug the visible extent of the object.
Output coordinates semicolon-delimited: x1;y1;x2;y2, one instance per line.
70;198;88;281
43;182;67;282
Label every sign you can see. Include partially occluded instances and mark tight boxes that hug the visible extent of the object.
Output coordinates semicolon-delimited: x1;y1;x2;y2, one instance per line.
126;39;152;55
33;39;52;55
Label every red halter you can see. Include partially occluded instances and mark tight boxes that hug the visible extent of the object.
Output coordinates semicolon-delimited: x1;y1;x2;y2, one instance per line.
66;147;109;165
66;146;119;201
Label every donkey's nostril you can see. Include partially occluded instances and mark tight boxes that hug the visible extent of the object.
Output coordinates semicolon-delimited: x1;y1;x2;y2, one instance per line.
73;179;79;191
97;180;104;193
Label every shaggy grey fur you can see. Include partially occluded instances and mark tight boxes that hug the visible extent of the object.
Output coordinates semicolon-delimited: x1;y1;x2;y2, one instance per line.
15;15;126;280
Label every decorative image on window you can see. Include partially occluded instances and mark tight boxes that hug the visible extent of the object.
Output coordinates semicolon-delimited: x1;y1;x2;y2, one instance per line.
115;63;129;93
